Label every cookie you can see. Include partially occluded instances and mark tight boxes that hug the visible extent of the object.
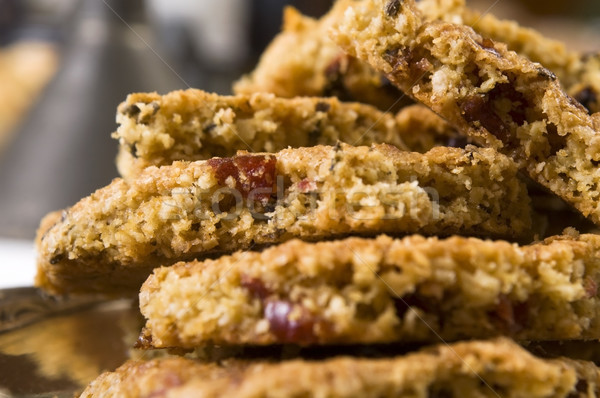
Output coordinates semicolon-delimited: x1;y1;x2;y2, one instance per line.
81;338;599;398
232;2;410;112
331;0;600;225
139;231;599;348
36;144;531;296
114;89;456;179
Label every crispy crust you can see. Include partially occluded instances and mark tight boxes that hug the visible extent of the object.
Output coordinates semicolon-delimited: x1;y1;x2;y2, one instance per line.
113;90;461;179
331;0;600;225
35;144;531;296
81;338;599;398
140;232;600;347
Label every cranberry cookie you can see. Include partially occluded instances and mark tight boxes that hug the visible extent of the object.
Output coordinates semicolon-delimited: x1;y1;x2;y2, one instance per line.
139;232;600;347
36;144;531;295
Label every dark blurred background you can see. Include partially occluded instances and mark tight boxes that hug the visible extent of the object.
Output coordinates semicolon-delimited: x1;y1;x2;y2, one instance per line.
0;0;598;239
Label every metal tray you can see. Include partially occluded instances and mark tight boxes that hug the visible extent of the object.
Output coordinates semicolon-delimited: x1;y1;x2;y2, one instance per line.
0;289;141;397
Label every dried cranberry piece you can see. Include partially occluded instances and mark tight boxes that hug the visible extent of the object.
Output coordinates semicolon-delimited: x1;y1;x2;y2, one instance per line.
479;38;500;57
459;95;509;142
264;300;319;344
488;83;529;126
489;295;529;335
240;275;271;300
207;155;276;202
134;332;153;349
584;277;598;298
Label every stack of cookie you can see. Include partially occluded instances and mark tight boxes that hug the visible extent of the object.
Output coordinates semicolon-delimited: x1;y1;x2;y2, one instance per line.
34;0;600;396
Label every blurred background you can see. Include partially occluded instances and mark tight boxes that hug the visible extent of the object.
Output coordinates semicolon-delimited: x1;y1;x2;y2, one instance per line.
0;0;598;241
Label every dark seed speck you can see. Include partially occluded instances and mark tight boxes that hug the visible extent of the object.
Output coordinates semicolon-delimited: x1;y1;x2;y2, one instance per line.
315;102;331;113
385;0;402;17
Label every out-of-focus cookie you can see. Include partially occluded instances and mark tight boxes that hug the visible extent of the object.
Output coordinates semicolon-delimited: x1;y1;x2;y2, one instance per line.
81;338;599;398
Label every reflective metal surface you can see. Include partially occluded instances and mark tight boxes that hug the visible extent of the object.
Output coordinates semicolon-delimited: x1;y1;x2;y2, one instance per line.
0;294;141;397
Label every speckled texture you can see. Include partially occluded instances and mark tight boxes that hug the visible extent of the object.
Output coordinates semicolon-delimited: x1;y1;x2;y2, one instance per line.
114;89;461;179
81;338;599;398
36;144;531;296
331;0;600;226
113;89;458;178
234;0;600;115
139;231;600;347
113;89;411;179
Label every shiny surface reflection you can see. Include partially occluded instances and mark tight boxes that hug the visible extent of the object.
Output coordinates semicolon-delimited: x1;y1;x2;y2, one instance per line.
0;299;141;397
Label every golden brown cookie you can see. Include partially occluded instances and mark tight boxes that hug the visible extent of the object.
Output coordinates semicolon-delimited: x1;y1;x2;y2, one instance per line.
113;90;457;179
140;232;600;347
36;144;531;296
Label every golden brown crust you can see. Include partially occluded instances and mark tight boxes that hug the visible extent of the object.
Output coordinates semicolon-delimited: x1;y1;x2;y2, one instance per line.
140;232;600;347
36;144;531;296
331;0;600;225
81;339;599;398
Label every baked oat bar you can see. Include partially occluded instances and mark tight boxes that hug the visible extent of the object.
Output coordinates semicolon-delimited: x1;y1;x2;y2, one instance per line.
114;89;462;179
331;0;600;225
36;144;531;296
139;231;599;347
236;0;600;114
81;338;599;398
416;0;581;86
114;89;408;179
